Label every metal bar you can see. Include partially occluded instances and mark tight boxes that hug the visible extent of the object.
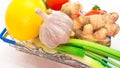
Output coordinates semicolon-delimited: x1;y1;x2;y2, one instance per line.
10;43;91;68
0;28;16;44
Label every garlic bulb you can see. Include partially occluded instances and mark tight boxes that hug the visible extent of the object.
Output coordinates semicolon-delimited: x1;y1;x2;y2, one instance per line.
35;8;73;48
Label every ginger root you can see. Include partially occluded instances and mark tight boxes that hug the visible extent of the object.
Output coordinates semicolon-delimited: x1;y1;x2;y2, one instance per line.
61;2;120;46
74;13;119;46
61;1;83;19
73;12;119;30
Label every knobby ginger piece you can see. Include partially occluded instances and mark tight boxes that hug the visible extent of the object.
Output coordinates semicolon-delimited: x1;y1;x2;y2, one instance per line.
81;24;97;42
61;1;83;19
89;15;105;30
94;28;108;40
105;24;120;36
73;12;119;30
61;2;119;47
73;12;119;47
82;24;93;35
73;16;90;30
80;25;110;46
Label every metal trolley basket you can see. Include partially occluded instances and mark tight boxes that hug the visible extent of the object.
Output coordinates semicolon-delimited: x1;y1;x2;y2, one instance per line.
0;28;91;68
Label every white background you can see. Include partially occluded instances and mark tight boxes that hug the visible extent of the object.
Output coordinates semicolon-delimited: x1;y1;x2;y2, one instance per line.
0;0;120;68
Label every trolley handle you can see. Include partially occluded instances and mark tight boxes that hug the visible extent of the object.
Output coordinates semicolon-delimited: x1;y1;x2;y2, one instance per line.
0;28;16;45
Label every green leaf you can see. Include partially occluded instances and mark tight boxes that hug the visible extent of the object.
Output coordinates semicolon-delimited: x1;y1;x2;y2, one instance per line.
92;5;101;10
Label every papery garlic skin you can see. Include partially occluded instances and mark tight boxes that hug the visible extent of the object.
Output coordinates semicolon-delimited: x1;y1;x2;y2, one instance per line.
35;8;73;48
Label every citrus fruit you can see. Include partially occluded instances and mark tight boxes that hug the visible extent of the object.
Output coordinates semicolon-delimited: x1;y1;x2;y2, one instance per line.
5;0;47;40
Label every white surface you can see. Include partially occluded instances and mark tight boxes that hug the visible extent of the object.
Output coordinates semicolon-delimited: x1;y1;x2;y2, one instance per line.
0;0;120;68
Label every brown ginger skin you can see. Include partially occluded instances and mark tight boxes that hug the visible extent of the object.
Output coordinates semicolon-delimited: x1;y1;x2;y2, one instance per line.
61;2;120;46
75;13;119;46
61;1;83;19
73;12;119;30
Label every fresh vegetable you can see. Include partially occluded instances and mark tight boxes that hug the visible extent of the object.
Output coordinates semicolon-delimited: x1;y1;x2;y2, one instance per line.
32;1;120;68
31;38;105;68
85;51;111;68
46;0;69;10
68;39;120;61
5;0;47;40
61;2;120;46
73;12;119;46
92;5;101;10
35;8;73;48
54;39;120;68
55;44;106;68
61;2;82;19
85;5;106;16
55;44;85;57
74;12;119;30
54;44;110;68
85;10;106;16
86;51;120;67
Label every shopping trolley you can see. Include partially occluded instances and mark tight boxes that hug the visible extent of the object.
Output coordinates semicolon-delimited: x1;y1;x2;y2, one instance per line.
0;28;91;68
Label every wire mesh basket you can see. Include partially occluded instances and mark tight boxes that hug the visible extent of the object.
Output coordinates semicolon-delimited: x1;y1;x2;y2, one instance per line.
0;28;91;68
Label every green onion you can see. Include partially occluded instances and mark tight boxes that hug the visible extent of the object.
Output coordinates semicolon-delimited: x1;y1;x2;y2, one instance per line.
55;44;85;57
68;39;120;61
86;51;120;68
85;51;111;68
82;46;120;61
55;44;106;68
54;39;120;68
55;44;109;68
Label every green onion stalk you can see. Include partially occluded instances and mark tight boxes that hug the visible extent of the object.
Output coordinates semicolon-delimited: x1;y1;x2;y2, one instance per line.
54;39;120;68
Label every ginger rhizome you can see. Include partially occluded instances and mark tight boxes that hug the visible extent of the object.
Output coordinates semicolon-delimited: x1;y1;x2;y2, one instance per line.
61;2;120;46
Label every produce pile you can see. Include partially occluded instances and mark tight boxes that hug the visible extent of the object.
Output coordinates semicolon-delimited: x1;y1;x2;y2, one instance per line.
5;0;120;68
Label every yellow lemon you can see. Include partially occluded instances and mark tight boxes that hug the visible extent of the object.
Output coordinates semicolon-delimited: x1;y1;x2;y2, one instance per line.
5;0;47;40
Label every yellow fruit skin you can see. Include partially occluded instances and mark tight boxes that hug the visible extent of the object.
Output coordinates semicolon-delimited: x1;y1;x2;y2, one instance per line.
5;0;47;40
